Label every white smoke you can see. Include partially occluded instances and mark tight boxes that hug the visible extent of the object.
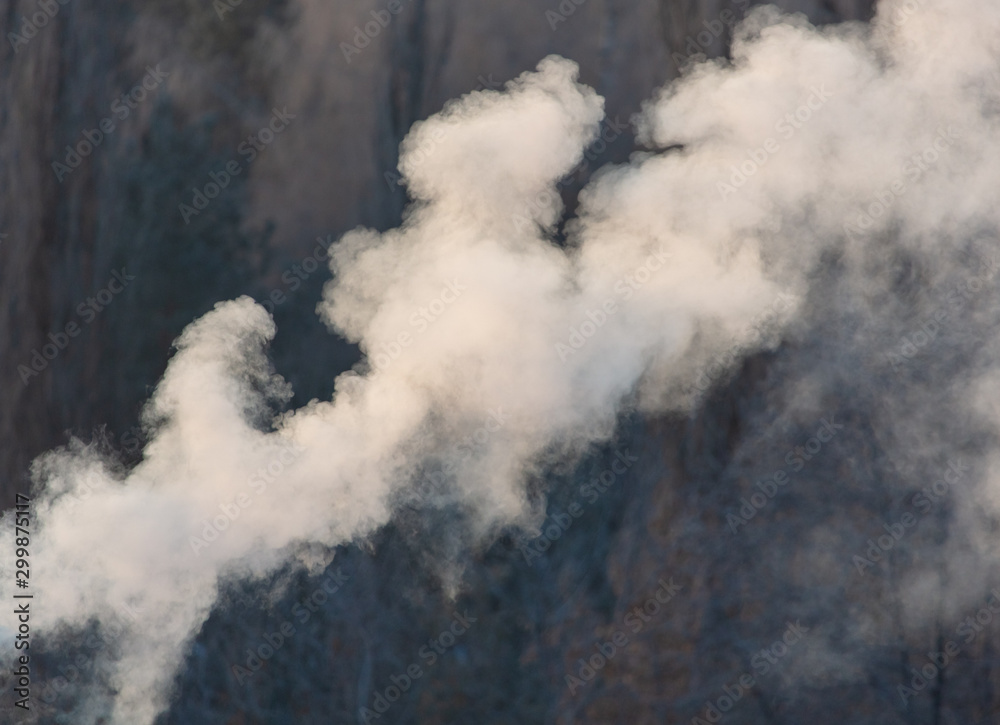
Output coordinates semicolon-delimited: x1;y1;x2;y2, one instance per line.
4;0;1000;721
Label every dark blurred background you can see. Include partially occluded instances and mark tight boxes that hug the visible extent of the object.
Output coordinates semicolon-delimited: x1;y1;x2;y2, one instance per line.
26;3;1000;725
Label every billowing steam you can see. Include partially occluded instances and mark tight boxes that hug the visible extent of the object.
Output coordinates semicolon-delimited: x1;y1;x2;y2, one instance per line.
4;0;1000;721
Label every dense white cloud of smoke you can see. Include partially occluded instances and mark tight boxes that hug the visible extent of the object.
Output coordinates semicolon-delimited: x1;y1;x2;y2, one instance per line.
4;0;1000;721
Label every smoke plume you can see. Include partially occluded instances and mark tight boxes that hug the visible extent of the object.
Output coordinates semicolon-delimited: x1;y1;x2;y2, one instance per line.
5;0;1000;721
